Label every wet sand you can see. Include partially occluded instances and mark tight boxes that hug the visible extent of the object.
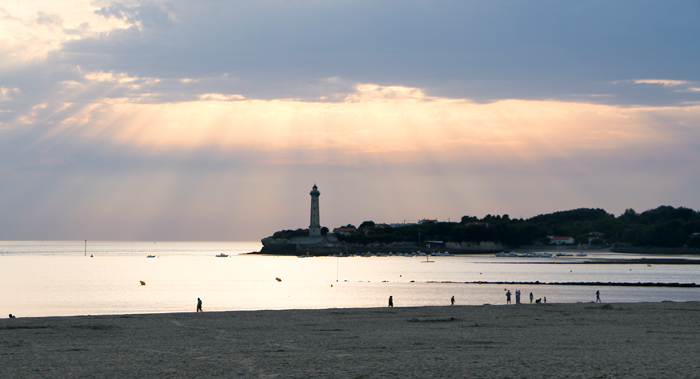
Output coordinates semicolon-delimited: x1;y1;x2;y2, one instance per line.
2;302;699;378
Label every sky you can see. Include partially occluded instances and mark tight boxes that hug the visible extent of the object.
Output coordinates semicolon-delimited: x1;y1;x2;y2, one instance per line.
1;0;699;241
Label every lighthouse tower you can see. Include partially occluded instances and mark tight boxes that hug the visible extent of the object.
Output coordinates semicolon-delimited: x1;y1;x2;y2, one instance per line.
309;184;321;237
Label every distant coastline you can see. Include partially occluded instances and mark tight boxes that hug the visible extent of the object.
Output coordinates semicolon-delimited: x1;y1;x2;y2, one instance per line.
428;280;700;287
258;204;700;256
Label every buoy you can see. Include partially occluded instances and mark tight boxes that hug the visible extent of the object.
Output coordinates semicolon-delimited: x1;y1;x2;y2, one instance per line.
276;277;282;282
140;281;145;285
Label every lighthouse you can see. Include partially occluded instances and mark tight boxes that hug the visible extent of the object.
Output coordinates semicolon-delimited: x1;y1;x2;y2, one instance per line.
309;184;321;237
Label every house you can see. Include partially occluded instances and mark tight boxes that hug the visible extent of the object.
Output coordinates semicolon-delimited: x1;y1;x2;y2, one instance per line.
390;222;415;228
425;241;445;248
548;236;574;245
332;227;356;235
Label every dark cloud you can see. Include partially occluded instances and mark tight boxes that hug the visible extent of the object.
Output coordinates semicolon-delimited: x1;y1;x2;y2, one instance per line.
2;1;700;240
52;0;700;105
94;1;172;28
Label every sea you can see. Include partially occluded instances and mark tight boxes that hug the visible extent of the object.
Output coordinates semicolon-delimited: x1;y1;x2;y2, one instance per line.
1;241;699;318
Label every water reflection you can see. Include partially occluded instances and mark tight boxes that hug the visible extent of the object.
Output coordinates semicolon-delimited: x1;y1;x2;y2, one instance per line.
1;242;698;317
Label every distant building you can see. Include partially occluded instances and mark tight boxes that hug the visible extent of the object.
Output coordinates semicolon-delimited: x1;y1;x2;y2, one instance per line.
390;222;414;228
261;184;342;254
548;236;574;245
425;241;444;248
309;184;321;237
333;227;356;235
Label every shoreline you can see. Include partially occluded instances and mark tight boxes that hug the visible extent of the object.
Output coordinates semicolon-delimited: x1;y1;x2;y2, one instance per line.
428;280;700;287
2;301;699;378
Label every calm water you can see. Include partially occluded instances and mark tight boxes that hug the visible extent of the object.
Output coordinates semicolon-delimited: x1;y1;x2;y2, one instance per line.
1;241;699;317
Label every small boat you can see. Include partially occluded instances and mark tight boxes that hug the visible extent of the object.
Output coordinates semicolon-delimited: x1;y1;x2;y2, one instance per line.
146;255;156;258
215;253;229;257
576;253;588;257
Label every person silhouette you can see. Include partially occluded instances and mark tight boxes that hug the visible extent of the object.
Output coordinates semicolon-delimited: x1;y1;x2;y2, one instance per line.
388;296;393;307
530;292;534;304
506;290;512;304
451;296;455;305
596;290;601;303
197;298;203;312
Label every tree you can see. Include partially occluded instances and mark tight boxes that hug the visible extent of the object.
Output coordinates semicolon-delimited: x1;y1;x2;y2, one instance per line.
461;215;478;224
358;221;375;230
574;234;589;245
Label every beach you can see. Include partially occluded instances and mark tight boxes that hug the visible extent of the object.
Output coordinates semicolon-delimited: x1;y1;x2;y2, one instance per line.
2;302;699;378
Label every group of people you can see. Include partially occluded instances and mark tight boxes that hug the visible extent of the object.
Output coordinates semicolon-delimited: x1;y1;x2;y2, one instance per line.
9;292;604;319
506;290;545;304
201;290;603;311
505;290;602;304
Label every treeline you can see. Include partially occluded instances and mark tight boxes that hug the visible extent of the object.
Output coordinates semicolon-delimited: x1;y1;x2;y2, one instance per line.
329;206;700;248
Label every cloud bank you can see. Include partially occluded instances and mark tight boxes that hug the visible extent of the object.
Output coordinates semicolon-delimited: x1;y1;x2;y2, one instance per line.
0;1;699;240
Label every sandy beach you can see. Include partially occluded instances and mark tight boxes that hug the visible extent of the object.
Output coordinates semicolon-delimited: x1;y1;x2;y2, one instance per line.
2;302;699;378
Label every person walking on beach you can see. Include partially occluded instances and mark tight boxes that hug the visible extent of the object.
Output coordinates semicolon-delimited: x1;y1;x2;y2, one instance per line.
596;290;601;303
530;292;534;304
451;296;455;305
388;296;393;307
506;290;511;304
196;298;203;312
515;290;521;304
